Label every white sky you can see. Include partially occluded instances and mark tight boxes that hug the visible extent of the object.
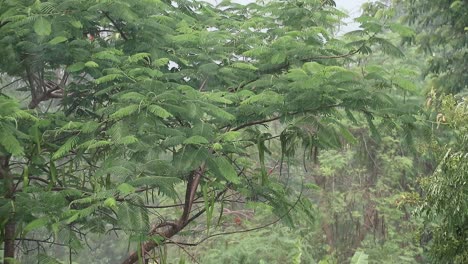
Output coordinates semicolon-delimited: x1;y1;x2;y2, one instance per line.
335;0;372;33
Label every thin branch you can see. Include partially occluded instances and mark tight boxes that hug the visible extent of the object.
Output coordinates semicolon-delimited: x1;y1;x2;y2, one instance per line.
231;103;342;132
16;238;67;247
102;11;129;41
231;115;282;131
0;21;10;29
302;48;361;61
198;77;208;92
163;237;201;264
140;200;205;209
169;182;304;247
0;78;22;91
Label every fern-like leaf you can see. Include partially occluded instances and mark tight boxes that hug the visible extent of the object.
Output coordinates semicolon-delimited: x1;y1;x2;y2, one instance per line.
52;135;79;160
147;104;172;119
110;104;139;120
0;125;24;156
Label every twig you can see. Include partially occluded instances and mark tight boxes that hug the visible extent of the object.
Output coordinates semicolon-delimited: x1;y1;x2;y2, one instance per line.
169;181;305;247
198;77;208;91
102;11;129;41
16;238;67;247
163;237;201;264
0;78;22;91
231;115;282;131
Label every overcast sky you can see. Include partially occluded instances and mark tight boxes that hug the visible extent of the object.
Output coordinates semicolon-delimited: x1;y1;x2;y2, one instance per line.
335;0;371;33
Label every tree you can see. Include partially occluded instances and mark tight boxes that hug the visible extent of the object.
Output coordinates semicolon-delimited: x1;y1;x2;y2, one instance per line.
0;0;412;263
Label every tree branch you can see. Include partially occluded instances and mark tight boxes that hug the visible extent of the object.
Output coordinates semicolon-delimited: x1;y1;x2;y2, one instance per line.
121;175;231;264
231;115;282;131
121;165;206;264
15;238;67;247
0;21;9;29
230;102;342;132
180;164;205;225
102;11;129;41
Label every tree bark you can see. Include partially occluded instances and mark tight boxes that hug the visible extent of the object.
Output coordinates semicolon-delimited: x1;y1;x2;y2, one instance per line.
1;155;15;264
121;224;180;264
4;220;16;263
121;165;205;264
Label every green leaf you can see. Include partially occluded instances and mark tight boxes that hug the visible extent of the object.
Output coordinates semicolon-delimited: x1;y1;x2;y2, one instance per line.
110;104;139;119
305;183;320;190
117;202;148;232
52;136;79;160
48;36;67;45
210;156;240;184
79;139;112;150
70;20;83;28
67;62;85;72
241;91;283;105
34;17;51;36
116;135;138;145
95;74;124;84
338;125;357;144
218;131;242;141
204;92;233;104
153;58;169;67
104;197;117;208
49;160;57;185
271;53;286;64
303;62;324;74
117;183;136;195
24;217;49;233
127;53;151;63
119;92;146;101
287;68;308;80
174;147;208;172
393;77;416;93
0;126;24;156
147;105;172;119
449;1;463;11
184;135;209;145
93;50;123;63
38;254;63;264
389;23;415;38
372;37;404;57
200;103;235;121
231;62;258;71
162;136;186;148
350;251;368;264
84;61;99;68
212;142;223;151
130;176;181;186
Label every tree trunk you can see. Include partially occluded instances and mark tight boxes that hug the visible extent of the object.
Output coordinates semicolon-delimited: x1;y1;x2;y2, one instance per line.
1;155;15;264
4;219;16;263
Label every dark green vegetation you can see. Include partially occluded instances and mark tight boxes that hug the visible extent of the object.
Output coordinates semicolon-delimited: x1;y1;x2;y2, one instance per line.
0;0;466;263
